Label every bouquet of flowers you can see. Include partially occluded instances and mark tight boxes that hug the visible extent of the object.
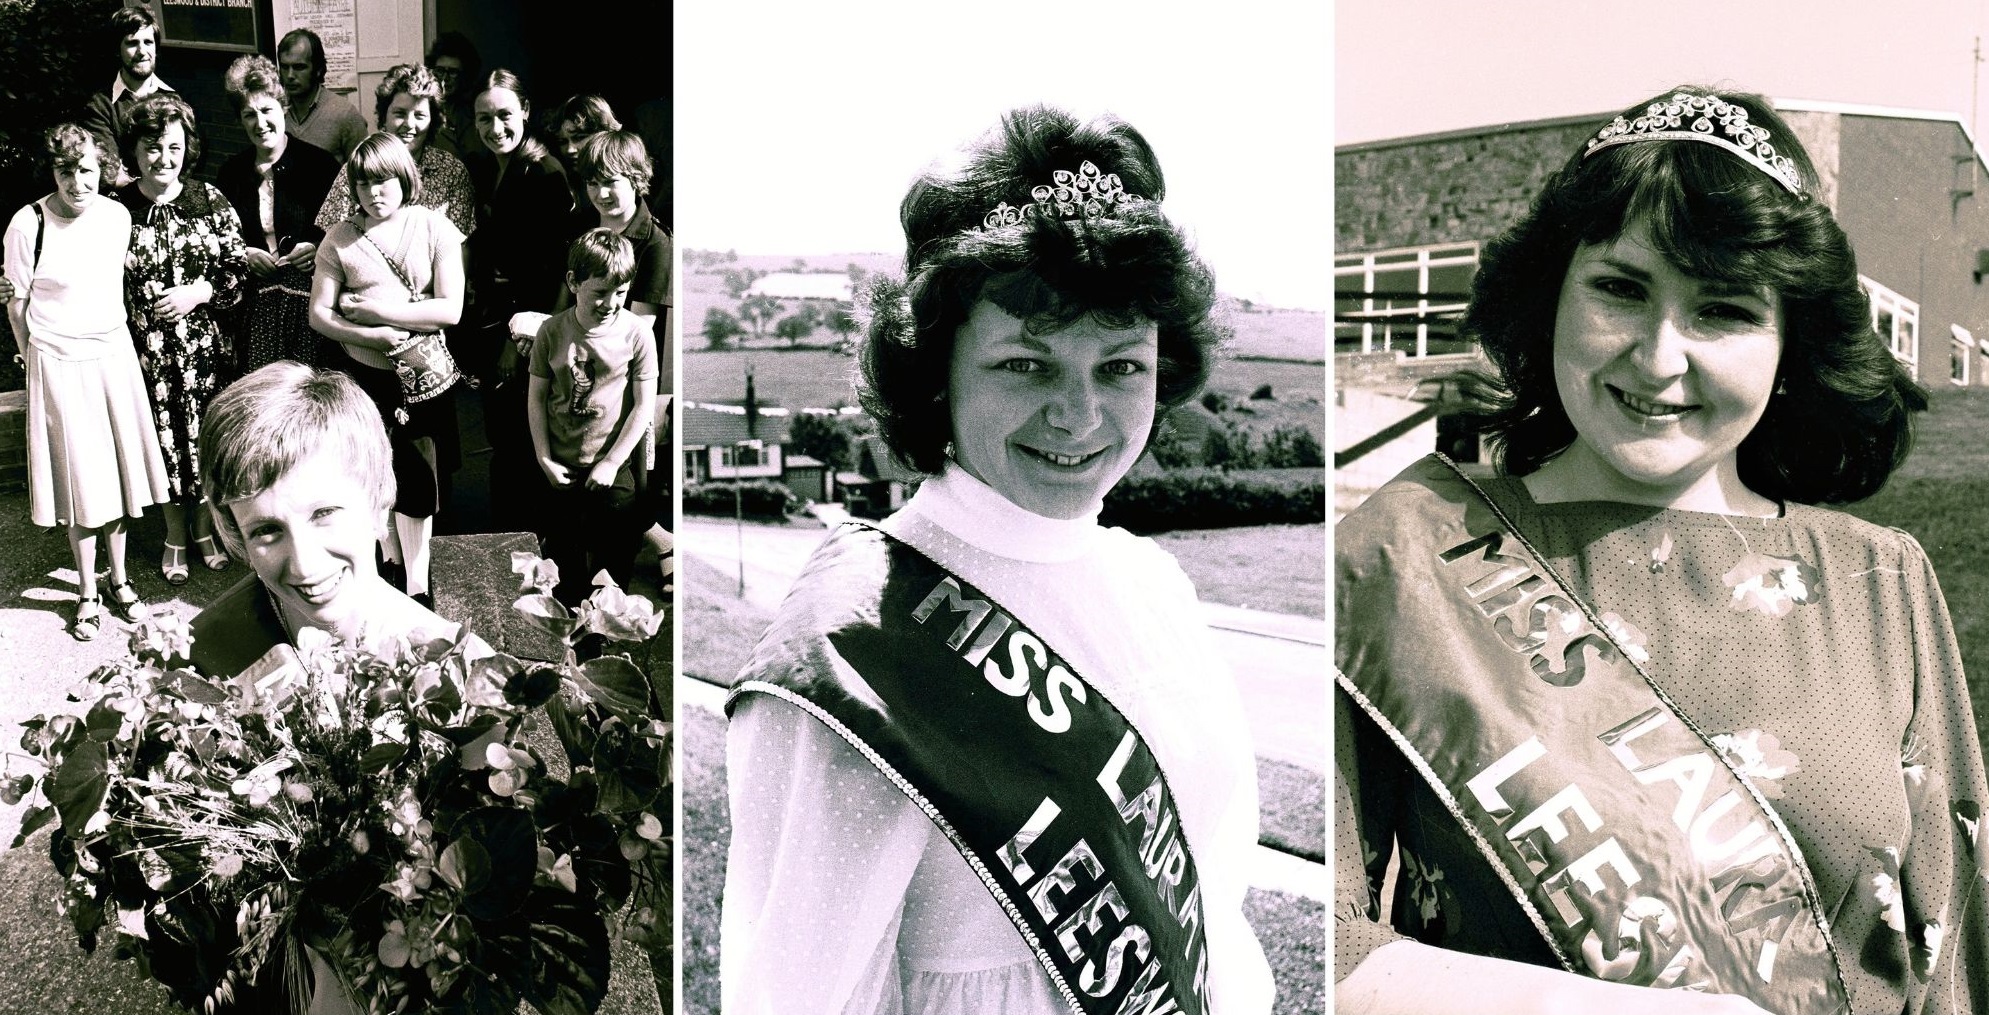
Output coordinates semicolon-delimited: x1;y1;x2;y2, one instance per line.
4;554;669;1015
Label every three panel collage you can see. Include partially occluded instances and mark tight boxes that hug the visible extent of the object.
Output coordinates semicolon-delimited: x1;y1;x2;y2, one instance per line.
5;1;1987;1014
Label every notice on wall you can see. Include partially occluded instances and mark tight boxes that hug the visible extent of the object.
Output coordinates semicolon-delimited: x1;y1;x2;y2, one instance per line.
146;0;262;52
286;0;358;92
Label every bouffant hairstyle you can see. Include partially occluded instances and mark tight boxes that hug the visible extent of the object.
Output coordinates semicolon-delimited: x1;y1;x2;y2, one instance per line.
43;122;112;175
574;131;652;197
345;132;423;206
475;68;549;162
122;93;201;172
567;228;636;287
375;64;446;144
1466;86;1925;505
278;28;328;89
551;94;620;141
857;106;1220;474
223;54;287;113
202;362;393;561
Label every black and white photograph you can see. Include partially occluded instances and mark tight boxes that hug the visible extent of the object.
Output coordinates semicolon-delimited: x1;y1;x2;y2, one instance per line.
675;3;1327;1014
0;1;672;1012
1335;2;1989;1013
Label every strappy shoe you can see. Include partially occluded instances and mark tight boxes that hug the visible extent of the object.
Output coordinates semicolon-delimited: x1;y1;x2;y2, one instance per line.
71;596;103;642
107;580;147;623
195;534;230;571
160;542;189;585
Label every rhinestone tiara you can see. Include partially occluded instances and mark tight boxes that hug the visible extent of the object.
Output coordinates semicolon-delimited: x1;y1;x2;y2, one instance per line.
978;160;1146;231
1584;92;1803;197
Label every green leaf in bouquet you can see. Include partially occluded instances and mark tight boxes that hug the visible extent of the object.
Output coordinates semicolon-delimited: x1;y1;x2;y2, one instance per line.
514;593;578;641
49;738;109;835
437;837;491;895
360;739;408;772
10;802;54;848
451;808;536;920
504;664;561;709
161;668;229;706
505;886;611;1015
83;698;125;742
575;655;652;718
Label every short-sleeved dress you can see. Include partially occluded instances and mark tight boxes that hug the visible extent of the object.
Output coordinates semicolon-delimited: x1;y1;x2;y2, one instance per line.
312;206;464;517
4;196;169;529
1335;460;1989;1014
315;145;475;239
117;180;247;499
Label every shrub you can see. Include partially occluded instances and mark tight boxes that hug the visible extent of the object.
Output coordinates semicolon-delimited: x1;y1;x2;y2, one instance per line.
1101;468;1325;533
1259;423;1325;468
1249;383;1275;400
683;480;800;520
703;307;744;349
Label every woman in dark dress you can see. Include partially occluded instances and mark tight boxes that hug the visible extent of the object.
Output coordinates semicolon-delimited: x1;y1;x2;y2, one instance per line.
465;68;573;532
217;54;339;373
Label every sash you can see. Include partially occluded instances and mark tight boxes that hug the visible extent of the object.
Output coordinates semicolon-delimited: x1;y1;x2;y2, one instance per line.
1337;456;1849;1014
729;524;1211;1015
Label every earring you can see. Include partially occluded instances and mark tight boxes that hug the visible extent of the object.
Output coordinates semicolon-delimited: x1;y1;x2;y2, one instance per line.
1775;378;1788;396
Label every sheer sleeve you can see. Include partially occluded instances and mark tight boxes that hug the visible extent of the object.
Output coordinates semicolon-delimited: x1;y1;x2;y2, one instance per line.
1890;532;1989;1014
721;693;935;1015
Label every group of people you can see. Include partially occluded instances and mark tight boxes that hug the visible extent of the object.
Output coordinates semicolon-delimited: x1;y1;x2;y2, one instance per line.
2;6;672;645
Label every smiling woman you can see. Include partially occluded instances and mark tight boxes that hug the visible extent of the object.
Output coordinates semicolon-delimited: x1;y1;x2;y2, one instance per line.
1335;87;1988;1015
720;106;1274;1015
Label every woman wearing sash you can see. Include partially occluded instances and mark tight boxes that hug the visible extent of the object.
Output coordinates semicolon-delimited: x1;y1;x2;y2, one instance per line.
1335;88;1989;1015
722;107;1275;1014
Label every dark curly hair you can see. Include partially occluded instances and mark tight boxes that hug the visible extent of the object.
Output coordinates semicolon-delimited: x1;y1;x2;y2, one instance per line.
858;106;1221;474
1466;86;1925;505
122;93;201;173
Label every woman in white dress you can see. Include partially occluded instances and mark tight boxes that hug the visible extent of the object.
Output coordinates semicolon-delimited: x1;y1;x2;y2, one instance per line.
722;107;1275;1015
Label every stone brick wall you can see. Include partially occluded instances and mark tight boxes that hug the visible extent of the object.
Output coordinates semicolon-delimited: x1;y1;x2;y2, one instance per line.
1335;120;1594;252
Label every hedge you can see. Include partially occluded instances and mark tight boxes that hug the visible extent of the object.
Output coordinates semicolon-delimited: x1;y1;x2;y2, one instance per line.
1101;467;1325;534
683;480;800;520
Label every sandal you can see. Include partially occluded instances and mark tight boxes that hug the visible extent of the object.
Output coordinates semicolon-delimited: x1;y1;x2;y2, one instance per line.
160;542;189;585
195;534;230;571
107;580;147;623
71;596;103;642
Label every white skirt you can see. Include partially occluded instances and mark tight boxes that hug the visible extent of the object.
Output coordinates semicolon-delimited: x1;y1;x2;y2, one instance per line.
25;331;170;529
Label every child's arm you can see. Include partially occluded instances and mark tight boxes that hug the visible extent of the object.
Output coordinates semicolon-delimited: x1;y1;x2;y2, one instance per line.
527;371;569;487
309;268;407;352
338;218;466;331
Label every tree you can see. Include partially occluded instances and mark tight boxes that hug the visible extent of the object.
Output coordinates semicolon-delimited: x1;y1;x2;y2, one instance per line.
825;305;859;347
1261;423;1325;468
722;268;763;299
702;307;745;349
790;257;809;273
739;294;782;338
846;263;869;286
789;412;867;470
774;313;816;346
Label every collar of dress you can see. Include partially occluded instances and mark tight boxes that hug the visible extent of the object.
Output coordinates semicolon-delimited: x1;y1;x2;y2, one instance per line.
896;462;1102;565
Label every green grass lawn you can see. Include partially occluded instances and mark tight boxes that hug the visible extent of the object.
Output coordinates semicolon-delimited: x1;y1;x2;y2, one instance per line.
1837;384;1989;756
1155;524;1325;619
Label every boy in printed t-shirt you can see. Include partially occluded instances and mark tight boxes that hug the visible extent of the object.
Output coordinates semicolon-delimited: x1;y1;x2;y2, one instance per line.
528;228;658;605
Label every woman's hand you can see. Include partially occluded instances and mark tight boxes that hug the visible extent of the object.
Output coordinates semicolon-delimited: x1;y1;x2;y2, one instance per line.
152;280;214;322
540;457;572;487
244;248;280;279
584;459;619;490
0;276;15;303
280;241;317;270
339;292;386;326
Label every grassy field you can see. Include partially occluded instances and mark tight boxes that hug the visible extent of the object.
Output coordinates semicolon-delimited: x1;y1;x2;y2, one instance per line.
1155;524;1325;619
1839;384;1989;756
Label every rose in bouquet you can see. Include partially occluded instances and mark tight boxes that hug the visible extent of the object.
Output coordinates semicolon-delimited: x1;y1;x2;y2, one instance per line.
6;554;669;1015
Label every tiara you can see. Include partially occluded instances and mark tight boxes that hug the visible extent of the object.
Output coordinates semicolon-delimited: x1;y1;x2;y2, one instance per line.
979;160;1144;230
1584;92;1803;197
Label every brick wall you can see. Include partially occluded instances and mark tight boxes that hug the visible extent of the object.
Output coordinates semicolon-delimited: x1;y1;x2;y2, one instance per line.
1335;121;1594;252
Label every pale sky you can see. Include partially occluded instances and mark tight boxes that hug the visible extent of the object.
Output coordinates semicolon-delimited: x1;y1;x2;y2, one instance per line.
1338;0;1989;146
675;2;1330;311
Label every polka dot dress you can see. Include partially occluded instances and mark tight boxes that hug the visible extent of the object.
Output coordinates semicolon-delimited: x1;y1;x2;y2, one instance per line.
1336;467;1989;1013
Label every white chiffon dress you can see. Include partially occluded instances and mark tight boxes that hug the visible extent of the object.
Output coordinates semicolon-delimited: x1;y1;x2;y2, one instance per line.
722;464;1276;1015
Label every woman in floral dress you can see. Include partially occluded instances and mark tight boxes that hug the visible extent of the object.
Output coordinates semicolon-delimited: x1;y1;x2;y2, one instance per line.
315;64;475;239
118;94;246;583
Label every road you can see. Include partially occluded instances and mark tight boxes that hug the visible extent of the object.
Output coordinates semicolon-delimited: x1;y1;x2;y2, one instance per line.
677;516;1327;773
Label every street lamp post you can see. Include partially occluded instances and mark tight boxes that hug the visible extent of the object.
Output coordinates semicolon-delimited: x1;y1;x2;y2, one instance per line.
729;439;763;597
